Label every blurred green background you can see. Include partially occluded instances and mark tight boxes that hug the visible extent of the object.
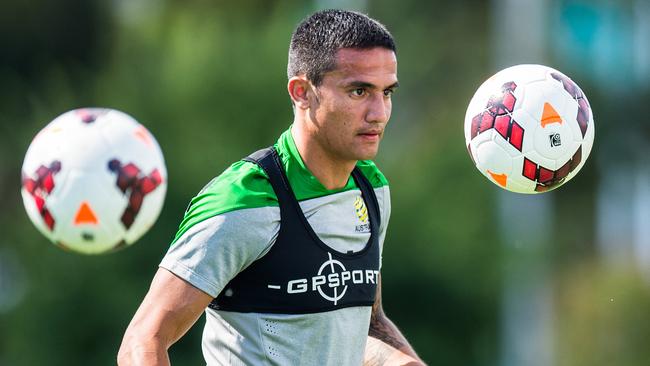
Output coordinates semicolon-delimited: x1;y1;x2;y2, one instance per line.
1;0;649;365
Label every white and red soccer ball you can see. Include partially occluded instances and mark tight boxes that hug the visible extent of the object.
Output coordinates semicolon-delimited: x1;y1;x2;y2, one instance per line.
21;108;167;254
464;64;595;193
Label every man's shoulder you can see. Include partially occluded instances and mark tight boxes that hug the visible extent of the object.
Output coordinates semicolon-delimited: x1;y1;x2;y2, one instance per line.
171;160;277;245
193;159;278;214
356;159;389;189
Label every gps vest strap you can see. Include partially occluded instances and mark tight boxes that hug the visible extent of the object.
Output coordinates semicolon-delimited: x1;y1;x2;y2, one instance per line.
210;147;380;314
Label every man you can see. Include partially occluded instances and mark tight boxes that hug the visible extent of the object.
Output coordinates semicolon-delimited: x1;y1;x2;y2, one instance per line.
118;9;424;366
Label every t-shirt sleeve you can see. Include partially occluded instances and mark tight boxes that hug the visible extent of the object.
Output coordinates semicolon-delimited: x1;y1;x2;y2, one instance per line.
160;161;279;298
160;206;279;298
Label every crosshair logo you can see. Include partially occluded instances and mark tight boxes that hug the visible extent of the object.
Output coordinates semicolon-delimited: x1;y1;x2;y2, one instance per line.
269;252;379;305
316;253;349;305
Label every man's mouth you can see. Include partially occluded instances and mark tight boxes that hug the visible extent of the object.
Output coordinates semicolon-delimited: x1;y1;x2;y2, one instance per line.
358;131;382;141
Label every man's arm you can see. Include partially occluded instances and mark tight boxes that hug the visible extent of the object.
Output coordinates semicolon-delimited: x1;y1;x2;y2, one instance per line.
117;268;214;366
364;274;426;366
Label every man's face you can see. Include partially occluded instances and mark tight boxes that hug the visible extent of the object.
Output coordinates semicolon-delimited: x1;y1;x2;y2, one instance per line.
308;47;398;163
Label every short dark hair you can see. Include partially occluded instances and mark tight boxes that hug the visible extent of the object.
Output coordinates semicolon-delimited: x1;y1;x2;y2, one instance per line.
288;9;396;86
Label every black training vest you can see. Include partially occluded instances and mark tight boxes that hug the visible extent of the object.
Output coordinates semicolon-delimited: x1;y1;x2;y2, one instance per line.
209;147;380;314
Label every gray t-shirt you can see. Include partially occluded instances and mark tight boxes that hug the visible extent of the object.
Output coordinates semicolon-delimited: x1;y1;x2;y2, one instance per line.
160;129;391;365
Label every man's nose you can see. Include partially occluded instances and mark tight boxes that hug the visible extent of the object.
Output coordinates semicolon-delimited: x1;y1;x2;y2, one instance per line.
366;93;390;124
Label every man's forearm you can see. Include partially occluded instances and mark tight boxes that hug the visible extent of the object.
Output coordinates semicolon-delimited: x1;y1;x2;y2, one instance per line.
365;336;423;366
117;338;171;366
364;313;425;366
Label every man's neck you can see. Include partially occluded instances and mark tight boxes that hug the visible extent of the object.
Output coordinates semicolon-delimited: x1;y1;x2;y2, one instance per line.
291;124;356;190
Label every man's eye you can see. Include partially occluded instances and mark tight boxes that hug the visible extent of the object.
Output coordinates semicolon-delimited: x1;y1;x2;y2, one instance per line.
384;89;394;97
352;88;365;97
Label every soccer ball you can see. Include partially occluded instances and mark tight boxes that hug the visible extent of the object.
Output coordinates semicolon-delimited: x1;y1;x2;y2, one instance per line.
464;64;595;193
21;108;167;254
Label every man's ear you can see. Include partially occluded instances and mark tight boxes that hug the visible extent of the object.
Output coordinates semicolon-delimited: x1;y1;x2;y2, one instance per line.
288;76;312;110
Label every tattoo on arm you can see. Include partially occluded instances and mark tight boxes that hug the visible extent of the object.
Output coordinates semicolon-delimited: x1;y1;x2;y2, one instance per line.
365;275;423;365
368;276;407;349
369;311;407;350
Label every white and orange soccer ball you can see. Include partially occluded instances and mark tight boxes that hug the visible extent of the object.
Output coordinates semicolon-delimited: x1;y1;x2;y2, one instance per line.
21;108;167;254
464;64;595;193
